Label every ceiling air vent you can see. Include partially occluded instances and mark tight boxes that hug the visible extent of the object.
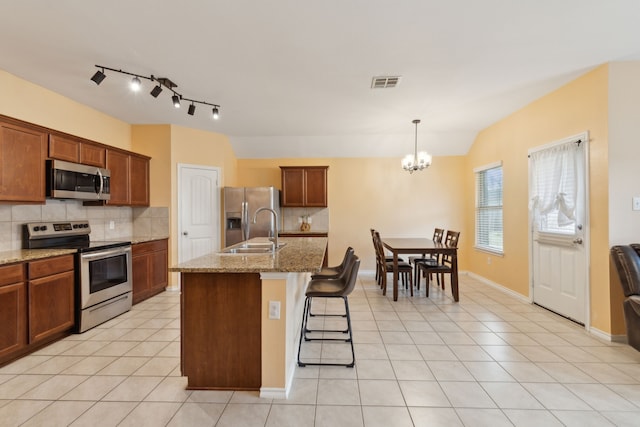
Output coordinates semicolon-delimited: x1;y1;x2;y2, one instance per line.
371;76;401;89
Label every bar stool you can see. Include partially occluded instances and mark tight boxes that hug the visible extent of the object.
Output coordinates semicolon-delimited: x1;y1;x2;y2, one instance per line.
297;255;360;367
312;246;354;279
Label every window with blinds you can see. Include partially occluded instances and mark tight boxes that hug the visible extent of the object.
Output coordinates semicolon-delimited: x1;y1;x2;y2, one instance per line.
475;162;503;254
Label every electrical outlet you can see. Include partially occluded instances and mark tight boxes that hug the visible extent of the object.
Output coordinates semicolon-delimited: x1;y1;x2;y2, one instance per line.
633;196;640;211
109;220;115;230
269;301;281;320
487;257;491;265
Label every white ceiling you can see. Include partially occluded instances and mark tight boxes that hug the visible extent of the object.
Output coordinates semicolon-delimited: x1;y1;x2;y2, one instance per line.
2;1;640;159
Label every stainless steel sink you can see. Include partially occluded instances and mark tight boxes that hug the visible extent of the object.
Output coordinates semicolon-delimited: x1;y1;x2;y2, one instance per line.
220;241;287;254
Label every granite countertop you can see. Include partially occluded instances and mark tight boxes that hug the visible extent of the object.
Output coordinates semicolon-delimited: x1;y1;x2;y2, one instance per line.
0;236;169;266
170;237;327;273
129;236;169;244
0;248;78;266
279;230;328;235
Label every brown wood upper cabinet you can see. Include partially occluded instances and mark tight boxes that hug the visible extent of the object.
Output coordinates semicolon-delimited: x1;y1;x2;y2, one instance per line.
106;149;130;205
280;166;328;207
130;154;150;206
0;121;48;203
49;134;106;168
80;143;106;168
49;134;80;162
105;150;150;206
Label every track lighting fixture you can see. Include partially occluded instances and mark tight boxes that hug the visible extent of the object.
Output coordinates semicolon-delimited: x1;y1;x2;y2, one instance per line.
89;65;221;120
91;69;106;85
150;84;162;98
130;76;141;92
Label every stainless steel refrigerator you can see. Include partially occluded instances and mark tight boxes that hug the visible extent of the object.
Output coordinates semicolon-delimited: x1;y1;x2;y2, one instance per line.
223;186;281;247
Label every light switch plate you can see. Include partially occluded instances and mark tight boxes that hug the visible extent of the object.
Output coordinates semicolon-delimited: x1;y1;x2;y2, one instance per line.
269;301;281;320
633;197;640;211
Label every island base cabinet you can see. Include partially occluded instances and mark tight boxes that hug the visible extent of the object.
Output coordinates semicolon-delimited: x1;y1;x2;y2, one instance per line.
181;273;262;390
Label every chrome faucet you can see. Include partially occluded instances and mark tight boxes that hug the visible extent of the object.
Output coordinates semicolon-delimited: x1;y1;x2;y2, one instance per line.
252;207;279;250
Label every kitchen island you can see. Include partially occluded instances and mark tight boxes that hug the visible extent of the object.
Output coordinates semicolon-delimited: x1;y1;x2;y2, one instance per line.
170;237;327;399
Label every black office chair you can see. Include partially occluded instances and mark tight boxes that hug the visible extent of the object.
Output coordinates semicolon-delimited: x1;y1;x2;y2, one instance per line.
297;254;360;367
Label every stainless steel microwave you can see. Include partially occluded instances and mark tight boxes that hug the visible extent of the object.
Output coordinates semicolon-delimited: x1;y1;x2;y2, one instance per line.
46;159;111;201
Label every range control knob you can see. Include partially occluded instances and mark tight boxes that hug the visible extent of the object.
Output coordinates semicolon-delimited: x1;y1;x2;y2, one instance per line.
41;226;47;231
73;224;78;229
33;226;40;232
83;224;89;228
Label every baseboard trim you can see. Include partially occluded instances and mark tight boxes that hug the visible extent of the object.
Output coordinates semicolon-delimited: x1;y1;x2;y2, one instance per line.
259;387;287;399
464;271;530;304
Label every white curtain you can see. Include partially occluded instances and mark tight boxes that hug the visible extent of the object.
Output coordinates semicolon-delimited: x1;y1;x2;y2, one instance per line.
529;141;579;232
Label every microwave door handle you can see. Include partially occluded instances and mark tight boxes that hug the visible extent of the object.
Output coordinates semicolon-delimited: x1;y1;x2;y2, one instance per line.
96;168;104;198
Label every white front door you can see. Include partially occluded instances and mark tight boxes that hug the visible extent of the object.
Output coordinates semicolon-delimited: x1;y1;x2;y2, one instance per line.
529;132;589;324
178;164;220;263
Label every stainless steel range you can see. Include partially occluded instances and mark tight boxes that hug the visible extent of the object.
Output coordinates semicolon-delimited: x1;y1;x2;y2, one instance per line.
23;221;132;333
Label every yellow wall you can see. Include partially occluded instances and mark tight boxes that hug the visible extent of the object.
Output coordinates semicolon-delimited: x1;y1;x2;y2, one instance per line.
237;156;467;271
0;70;131;150
131;125;172;207
464;65;611;332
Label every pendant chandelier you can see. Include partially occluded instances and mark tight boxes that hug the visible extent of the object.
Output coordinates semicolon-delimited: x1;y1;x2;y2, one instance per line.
401;119;432;173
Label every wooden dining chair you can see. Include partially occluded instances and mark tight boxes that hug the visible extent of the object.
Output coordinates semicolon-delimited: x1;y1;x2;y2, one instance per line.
409;227;445;288
417;230;460;295
372;230;413;295
370;228;403;285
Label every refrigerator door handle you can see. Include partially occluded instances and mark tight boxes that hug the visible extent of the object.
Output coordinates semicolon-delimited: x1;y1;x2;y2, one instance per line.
242;201;249;241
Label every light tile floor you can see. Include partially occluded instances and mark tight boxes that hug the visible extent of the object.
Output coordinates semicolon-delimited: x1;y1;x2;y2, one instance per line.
2;274;640;426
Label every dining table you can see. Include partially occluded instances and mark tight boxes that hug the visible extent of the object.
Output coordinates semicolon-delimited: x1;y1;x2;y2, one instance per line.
382;237;459;302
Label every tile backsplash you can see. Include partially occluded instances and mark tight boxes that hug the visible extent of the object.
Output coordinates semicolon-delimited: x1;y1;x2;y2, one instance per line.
281;207;329;232
0;200;169;251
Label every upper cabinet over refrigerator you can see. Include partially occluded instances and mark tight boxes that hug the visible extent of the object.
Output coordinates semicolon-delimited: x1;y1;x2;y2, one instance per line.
223;187;280;247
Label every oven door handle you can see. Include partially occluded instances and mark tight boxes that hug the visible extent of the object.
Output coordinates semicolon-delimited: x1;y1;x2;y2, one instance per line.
81;246;131;261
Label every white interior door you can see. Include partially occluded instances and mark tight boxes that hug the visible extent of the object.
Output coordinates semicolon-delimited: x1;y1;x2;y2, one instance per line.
178;164;220;263
529;132;589;324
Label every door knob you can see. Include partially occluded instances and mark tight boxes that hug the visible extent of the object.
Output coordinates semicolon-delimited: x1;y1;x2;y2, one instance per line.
573;238;583;244
183;231;189;236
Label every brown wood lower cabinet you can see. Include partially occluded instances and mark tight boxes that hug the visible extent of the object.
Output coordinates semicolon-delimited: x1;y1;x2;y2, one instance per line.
0;255;75;366
28;255;75;345
0;264;27;361
181;273;261;390
132;239;168;304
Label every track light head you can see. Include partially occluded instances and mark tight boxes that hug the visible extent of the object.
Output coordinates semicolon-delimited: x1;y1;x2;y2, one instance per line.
188;103;196;116
150;84;162;98
90;69;106;85
212;107;220;120
130;76;141;92
172;94;181;108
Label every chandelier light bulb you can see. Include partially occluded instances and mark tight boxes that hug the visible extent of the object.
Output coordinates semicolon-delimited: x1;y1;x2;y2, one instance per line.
130;76;141;92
